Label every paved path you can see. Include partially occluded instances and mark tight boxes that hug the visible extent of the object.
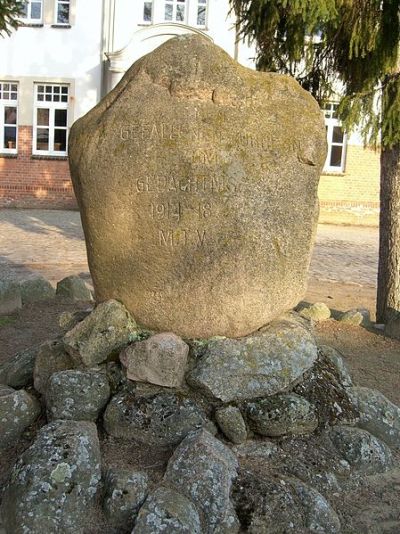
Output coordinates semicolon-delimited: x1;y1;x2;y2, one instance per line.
0;209;379;288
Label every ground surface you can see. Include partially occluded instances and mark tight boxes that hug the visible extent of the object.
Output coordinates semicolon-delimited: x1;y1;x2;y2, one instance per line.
0;209;399;533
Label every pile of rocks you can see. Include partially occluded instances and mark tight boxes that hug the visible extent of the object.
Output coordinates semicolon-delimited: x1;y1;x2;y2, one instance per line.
1;299;399;533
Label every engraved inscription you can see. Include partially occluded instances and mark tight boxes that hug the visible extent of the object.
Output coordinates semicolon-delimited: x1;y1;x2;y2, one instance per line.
158;228;207;248
136;175;240;194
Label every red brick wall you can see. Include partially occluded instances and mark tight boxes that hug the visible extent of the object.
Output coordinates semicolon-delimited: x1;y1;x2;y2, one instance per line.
0;125;77;209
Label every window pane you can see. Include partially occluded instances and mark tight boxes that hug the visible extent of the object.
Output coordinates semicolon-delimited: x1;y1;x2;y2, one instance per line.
45;94;52;102
332;126;344;143
54;129;67;151
37;108;49;126
37;94;44;101
11;92;17;100
53;86;60;94
61;94;68;102
55;109;67;127
37;128;49;150
176;4;185;20
330;145;343;167
165;4;173;20
61;86;68;94
197;5;206;25
37;85;44;93
4;107;17;125
143;1;152;21
4;127;17;149
57;4;70;24
31;2;42;19
45;86;52;94
3;84;9;91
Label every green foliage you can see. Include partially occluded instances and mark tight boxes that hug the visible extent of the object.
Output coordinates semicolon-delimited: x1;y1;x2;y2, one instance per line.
232;0;400;148
0;0;24;36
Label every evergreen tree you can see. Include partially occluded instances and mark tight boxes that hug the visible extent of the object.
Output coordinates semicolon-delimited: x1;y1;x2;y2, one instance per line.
0;0;24;36
232;0;400;325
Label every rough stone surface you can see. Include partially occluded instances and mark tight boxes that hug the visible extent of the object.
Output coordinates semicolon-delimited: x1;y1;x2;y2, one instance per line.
19;276;55;304
0;345;39;388
63;299;138;367
56;275;93;301
0;279;22;315
104;391;213;447
246;394;318;438
0;386;41;450
329;425;393;475
233;440;280;460
69;34;326;339
46;369;110;421
338;309;364;326
1;420;101;533
187;315;317;402
164;429;239;533
348;386;400;450
58;309;92;330
134;486;201;534
215;406;247;444
33;339;74;395
103;468;148;532
319;345;353;387
299;302;331;322
385;314;400;340
120;332;189;387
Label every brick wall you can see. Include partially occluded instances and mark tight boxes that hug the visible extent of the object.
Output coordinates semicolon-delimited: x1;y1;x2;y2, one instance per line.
318;144;380;226
0;125;77;209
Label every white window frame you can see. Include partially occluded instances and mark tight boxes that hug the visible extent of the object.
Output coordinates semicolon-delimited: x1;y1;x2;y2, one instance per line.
0;82;18;155
195;0;207;27
164;0;187;23
33;84;69;157
55;0;70;25
19;0;43;23
142;0;153;23
323;102;347;173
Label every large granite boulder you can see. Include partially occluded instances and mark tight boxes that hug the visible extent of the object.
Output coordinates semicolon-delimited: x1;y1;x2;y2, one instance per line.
69;34;326;339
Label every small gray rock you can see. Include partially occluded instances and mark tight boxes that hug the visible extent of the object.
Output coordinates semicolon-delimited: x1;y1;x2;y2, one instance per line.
120;332;189;388
103;391;212;447
246;394;318;438
103;468;148;532
0;345;39;388
46;369;110;421
1;420;101;533
56;275;93;301
63;299;138;367
215;406;247;444
299;302;331;322
187;315;317;402
0;386;41;449
19;276;55;304
134;486;201;534
319;345;353;387
233;440;280;460
33;339;74;395
164;429;239;533
338;309;364;326
348;386;400;450
0;279;21;315
58;309;92;330
329;425;393;474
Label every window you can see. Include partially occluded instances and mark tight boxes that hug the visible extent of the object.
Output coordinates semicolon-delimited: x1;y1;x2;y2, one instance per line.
34;84;69;155
164;0;186;22
0;82;18;154
20;0;42;23
196;0;207;26
55;0;70;24
323;102;347;172
143;1;153;23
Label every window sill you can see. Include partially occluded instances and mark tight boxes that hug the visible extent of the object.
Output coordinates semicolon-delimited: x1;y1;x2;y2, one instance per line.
0;153;18;158
321;171;346;176
19;22;44;27
31;154;68;161
51;24;71;28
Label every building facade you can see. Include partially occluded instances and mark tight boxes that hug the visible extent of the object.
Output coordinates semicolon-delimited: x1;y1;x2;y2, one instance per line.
0;0;380;224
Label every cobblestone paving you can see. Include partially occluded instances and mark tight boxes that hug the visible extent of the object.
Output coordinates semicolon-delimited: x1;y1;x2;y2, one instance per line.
0;209;379;288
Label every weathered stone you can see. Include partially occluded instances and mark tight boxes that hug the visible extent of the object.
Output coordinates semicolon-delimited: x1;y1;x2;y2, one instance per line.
0;386;41;449
46;369;110;421
0;279;21;315
216;406;247;444
58;309;92;330
105;361;129;394
103;468;148;532
1;420;101;533
69;34;326;339
246;394;318;438
56;274;93;301
19;276;55;304
120;332;189;387
0;345;39;388
299;302;331;322
187;316;317;402
33;339;74;395
338;309;364;326
348;386;400;450
104;390;212;447
319;345;353;387
233;440;280;460
63;299;138;366
329;426;393;475
164;429;239;533
385;313;400;340
134;486;201;534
